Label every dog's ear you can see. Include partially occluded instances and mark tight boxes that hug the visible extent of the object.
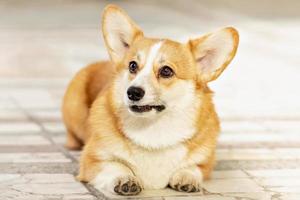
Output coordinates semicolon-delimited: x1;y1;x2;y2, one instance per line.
102;5;143;64
189;27;239;83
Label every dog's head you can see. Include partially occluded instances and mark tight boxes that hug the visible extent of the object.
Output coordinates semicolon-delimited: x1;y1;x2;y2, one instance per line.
103;5;239;119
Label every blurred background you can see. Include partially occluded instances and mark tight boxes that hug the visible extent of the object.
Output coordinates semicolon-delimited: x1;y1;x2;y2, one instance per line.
1;1;300;199
1;0;300;119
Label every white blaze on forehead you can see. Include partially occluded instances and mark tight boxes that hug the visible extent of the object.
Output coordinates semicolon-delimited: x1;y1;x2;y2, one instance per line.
131;41;163;86
143;41;163;73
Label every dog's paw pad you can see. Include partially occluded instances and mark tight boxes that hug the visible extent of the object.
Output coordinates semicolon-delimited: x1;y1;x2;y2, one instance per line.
169;170;203;193
175;183;200;193
113;176;142;196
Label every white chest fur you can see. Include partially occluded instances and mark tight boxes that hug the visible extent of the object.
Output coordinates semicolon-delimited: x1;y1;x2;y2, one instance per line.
121;110;197;149
93;143;190;191
127;144;187;189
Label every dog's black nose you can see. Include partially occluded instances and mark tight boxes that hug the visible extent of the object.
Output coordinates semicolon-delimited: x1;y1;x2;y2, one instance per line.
127;86;145;101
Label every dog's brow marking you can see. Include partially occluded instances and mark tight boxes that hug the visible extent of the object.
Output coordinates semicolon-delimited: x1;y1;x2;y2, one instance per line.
143;41;163;73
131;42;163;85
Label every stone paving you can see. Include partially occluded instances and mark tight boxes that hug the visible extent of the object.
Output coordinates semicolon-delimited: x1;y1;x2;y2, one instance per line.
1;0;300;200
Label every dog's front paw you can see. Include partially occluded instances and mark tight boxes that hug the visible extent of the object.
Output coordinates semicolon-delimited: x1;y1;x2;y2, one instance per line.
113;176;142;196
169;169;203;193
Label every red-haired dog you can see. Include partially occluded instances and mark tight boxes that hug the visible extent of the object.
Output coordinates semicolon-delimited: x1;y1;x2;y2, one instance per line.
62;5;239;196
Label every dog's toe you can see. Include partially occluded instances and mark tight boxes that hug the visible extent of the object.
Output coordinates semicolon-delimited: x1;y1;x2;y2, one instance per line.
176;184;199;193
170;170;203;193
114;176;142;196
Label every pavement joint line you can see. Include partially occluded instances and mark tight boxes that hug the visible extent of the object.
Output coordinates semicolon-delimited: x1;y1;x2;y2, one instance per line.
83;183;109;200
0;163;78;173
221;117;300;121
0;116;61;123
0;145;60;153
9;98;105;199
9;97;78;163
4;105;300;121
0;132;43;135
271;193;283;200
215;160;300;170
241;169;281;199
0;119;32;122
218;143;300;148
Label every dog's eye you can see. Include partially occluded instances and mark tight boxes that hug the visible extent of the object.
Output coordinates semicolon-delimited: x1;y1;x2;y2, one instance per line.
129;61;138;74
159;66;174;78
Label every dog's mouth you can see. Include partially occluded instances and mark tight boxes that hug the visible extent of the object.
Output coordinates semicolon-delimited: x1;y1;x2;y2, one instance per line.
129;105;166;113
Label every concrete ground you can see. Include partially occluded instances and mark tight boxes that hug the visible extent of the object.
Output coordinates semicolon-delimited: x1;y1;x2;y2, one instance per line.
0;0;300;199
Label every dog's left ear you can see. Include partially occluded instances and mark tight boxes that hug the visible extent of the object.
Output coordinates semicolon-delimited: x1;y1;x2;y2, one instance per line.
189;27;239;83
102;5;144;64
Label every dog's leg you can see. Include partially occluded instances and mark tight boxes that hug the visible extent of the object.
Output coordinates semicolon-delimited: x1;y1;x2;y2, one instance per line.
169;165;203;193
91;161;142;196
198;152;215;180
65;129;83;150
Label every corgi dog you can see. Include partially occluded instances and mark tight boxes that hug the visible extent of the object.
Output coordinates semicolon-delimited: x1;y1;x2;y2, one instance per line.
62;4;239;196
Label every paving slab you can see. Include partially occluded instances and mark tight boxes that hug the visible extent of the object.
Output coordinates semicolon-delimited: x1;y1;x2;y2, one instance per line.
0;122;41;134
203;178;263;193
215;160;300;170
246;169;300;177
30;110;62;122
0;173;93;200
42;122;66;134
164;196;235;200
0;163;77;174
0;152;71;163
0;0;300;199
280;194;300;200
0;135;51;146
0;110;28;121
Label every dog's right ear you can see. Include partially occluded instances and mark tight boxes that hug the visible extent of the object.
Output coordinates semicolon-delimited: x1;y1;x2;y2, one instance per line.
102;5;143;64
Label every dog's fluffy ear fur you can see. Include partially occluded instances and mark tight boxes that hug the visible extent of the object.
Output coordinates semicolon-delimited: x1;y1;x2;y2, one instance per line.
102;5;143;64
189;27;239;82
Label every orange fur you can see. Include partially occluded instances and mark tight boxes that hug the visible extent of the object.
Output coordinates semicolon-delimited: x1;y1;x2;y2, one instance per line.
62;61;114;149
62;4;239;194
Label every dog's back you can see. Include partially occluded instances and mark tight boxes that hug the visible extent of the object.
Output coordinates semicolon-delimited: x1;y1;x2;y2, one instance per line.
62;61;114;149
